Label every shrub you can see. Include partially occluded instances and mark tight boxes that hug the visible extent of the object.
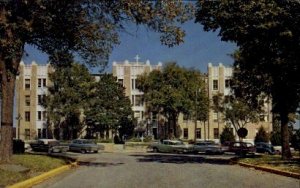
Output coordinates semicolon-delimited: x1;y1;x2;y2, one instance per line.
255;126;269;143
220;126;235;144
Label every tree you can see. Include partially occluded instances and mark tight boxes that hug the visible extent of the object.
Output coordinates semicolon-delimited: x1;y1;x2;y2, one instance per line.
220;125;235;145
0;0;192;161
45;63;94;140
85;74;132;140
196;0;300;159
223;97;260;141
254;126;269;143
137;63;208;138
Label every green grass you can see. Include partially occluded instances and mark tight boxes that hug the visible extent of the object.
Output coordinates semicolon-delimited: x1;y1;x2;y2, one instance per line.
0;154;67;187
239;155;300;174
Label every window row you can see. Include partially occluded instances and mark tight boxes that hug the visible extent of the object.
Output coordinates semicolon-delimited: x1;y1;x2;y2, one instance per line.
24;78;47;90
183;128;220;139
24;111;47;121
24;95;46;106
212;79;232;90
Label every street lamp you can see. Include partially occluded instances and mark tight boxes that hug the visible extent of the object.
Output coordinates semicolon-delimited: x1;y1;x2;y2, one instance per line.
16;114;22;139
194;88;201;142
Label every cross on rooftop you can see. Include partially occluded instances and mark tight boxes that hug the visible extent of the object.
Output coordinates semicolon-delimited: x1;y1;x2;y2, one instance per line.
134;54;140;63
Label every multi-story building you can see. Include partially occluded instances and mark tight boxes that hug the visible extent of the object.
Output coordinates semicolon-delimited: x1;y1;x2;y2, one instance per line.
112;57;162;137
15;61;52;140
178;63;273;143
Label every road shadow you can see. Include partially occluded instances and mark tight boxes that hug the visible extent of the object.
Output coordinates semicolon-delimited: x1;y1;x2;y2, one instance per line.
77;161;124;167
131;154;235;165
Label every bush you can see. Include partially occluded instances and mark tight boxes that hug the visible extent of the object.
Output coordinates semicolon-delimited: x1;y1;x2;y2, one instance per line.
255;126;269;143
270;131;281;146
220;126;235;144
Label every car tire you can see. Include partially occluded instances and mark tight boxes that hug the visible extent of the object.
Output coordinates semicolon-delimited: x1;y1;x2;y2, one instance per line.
81;149;86;154
94;150;98;153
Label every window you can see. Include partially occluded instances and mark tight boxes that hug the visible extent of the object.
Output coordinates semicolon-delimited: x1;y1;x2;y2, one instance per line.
135;95;143;106
213;112;218;121
213;80;218;90
225;79;231;88
131;95;135;106
118;79;123;86
25;111;30;122
25;95;30;106
196;128;201;139
38;95;45;105
183;128;188;139
25;79;30;90
38;111;42;121
260;114;265;122
43;79;46;87
38;79;42;87
38;129;42;139
25;129;30;140
214;128;219;139
42;128;47;138
131;79;136;89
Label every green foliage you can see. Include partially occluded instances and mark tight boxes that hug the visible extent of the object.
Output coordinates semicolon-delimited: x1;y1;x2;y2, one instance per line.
196;0;300;159
136;63;208;138
220;126;235;144
254;126;269;143
85;74;133;138
223;97;260;136
45;63;94;139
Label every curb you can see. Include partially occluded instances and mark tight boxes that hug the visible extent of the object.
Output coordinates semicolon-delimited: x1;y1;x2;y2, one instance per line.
237;162;300;179
8;162;77;188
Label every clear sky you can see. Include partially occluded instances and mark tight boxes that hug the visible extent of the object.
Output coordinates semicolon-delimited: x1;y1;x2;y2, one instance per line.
22;21;237;73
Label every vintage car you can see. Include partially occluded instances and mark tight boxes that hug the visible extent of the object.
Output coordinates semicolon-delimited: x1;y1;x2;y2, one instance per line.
69;139;104;154
148;140;194;153
255;142;275;155
193;141;224;154
227;141;256;155
30;139;69;153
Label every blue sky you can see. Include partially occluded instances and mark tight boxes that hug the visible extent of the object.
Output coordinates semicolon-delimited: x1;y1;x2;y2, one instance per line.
22;21;237;73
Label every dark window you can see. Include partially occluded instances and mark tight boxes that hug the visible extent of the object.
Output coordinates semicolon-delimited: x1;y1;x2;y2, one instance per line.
43;79;46;87
25;79;30;90
38;129;42;139
42;128;47;138
118;79;123;86
38;111;42;121
196;128;201;139
38;79;42;87
131;79;135;89
25;111;30;122
225;79;231;88
183;128;188;139
43;111;47;121
135;95;143;106
214;128;219;139
25;95;30;106
260;114;265;122
213;80;218;90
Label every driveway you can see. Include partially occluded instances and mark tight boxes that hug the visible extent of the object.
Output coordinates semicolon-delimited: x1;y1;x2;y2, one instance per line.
35;152;299;188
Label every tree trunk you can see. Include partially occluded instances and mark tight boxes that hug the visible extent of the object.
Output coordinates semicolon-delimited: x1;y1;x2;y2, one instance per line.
280;112;292;159
0;61;18;162
172;114;178;138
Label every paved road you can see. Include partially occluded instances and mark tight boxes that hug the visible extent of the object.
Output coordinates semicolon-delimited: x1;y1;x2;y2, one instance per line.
35;152;299;188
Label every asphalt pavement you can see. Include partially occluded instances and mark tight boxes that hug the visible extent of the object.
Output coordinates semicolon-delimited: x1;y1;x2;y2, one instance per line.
35;152;299;188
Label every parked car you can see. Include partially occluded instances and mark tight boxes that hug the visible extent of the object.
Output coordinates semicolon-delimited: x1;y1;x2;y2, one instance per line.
148;140;194;153
30;139;69;153
193;141;224;154
227;141;256;155
255;142;275;155
69;139;104;153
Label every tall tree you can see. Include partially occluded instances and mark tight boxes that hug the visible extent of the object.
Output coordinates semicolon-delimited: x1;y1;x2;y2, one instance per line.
223;97;260;141
196;0;300;159
137;63;207;138
85;74;132;139
45;63;94;140
0;0;192;161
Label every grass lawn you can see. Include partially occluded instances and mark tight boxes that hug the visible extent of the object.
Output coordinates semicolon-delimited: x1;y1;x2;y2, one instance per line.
0;154;68;187
239;154;300;174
